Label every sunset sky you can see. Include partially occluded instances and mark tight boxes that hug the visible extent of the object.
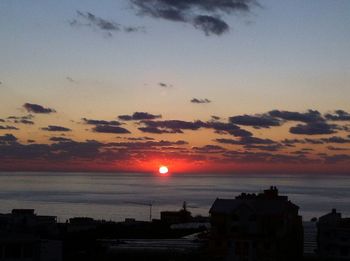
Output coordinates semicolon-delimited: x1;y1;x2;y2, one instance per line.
1;0;350;174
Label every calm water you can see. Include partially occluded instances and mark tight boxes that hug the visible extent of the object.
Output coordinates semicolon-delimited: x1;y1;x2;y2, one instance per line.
0;172;349;222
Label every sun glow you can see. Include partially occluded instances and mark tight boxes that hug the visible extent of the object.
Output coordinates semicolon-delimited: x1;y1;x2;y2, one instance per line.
159;166;169;174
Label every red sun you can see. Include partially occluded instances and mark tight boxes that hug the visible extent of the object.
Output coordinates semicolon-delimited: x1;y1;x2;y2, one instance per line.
159;166;169;174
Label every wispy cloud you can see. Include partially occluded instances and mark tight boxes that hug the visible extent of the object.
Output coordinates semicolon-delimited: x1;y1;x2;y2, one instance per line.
70;11;144;37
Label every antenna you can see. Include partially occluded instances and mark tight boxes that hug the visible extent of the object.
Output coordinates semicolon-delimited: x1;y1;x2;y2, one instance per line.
125;201;153;221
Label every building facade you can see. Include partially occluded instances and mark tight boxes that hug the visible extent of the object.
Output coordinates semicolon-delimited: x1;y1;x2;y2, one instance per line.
317;209;350;260
209;187;303;261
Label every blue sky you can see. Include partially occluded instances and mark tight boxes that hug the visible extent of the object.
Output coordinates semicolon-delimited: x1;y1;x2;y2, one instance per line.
1;0;350;173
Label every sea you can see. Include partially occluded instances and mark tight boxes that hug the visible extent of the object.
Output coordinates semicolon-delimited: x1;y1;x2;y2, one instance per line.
0;172;349;222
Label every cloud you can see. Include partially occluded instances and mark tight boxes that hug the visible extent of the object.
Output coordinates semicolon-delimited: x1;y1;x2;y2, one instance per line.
268;109;324;123
139;119;206;133
159;82;172;88
7;115;34;125
118;112;162;121
281;136;350;145
327;146;349;151
137;118;253;137
66;76;77;83
0;134;18;143
0;125;19;130
50;137;74;142
289;122;337;135
322;154;350;164
243;144;283;152
42;125;71;132
92;125;131;134
215;136;284;153
71;11;144;36
126;137;155;141
229;114;281;128
193;15;229;36
206;121;252;137
131;0;257;36
216;136;277;146
325;110;350;121
321;136;350;144
138;127;182;134
23;103;56;114
82;118;122;126
192;144;226;153
191;98;211;104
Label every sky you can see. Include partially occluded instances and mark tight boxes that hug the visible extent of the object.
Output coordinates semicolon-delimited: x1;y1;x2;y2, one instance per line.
0;0;350;174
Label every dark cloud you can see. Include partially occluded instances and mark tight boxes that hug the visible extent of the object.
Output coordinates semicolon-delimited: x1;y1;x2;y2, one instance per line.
281;136;350;145
82;118;122;126
229;114;281;128
50;137;74;142
322;154;350;164
23;103;56;114
192;144;226;153
0;134;17;143
0;125;19;130
321;136;350;144
0;119;5;122
216;136;277;146
304;138;324;144
138;118;252;137
193;15;229;36
140;119;206;133
159;82;172;88
126;137;155;141
42;125;71;132
138;126;182;134
268;109;324;123
206;121;252;137
93;125;131;134
71;11;144;36
7;115;34;125
211;115;221;121
191;98;211;104
289;122;337;135
107;140;188;150
243;144;283;152
220;150;308;164
131;0;257;36
325;110;350;121
118;112;162;121
17;119;34;125
327;146;349;151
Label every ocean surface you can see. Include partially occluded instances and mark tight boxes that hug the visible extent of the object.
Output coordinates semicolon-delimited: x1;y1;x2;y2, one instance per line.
0;172;349;222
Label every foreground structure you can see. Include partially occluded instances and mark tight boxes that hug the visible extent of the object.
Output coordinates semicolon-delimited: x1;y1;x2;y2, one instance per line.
209;186;303;261
317;209;350;260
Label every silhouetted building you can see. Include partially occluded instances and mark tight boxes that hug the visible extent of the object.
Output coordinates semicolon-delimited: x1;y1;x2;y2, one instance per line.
160;202;192;224
0;209;62;261
317;209;350;260
0;209;57;236
209;186;303;261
